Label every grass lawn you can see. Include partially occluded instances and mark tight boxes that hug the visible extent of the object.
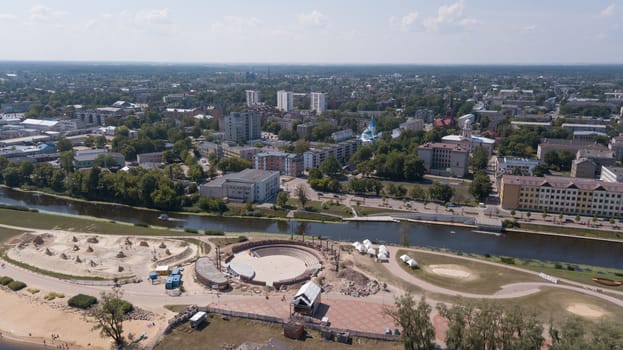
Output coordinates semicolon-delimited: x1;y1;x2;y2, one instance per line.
0;208;180;236
395;249;541;294
154;313;402;350
0;226;30;243
293;211;342;222
356;206;408;216
516;223;623;241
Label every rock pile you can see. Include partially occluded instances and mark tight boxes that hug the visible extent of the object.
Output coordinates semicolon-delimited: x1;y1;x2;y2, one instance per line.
87;237;99;244
339;280;381;298
167;305;199;330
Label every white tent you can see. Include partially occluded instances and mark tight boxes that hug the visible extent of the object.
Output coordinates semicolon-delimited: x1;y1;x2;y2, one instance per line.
352;241;361;247
367;247;376;255
363;239;372;249
377;252;389;261
378;245;388;253
356;245;366;254
400;254;411;263
407;259;418;268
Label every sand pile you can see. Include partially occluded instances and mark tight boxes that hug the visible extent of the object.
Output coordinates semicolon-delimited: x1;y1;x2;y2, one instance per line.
566;303;606;319
428;264;474;280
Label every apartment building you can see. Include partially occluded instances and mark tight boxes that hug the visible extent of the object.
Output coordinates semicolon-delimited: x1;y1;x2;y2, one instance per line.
224;112;261;142
500;175;623;218
277;90;293;112
310;92;327;115
254;151;303;177
536;138;607;160
245;90;261;107
303;140;359;170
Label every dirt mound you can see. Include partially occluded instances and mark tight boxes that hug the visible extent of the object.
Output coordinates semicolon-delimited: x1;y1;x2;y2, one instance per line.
338;268;370;286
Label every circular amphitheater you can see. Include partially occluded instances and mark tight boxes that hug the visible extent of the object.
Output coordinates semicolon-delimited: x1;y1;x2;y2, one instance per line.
227;241;323;287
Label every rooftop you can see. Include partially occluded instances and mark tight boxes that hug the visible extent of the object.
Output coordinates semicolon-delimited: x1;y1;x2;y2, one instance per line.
418;142;468;152
502;175;623;192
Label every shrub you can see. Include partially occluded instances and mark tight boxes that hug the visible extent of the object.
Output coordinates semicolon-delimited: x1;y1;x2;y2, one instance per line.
237;235;248;243
0;276;14;285
134;223;149;228
554;263;563;269
184;228;198;234
44;292;65;301
68;294;98;309
120;300;134;314
7;280;26;291
500;257;515;265
204;230;225;236
27;288;40;294
566;265;575;271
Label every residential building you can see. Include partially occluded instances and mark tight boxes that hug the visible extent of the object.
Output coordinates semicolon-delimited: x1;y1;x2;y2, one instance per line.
441;120;495;155
609;136;623;161
417;142;469;178
303;140;359;170
137;152;163;165
510;121;552;129
74;149;125;169
245;90;261;107
254;151;303;177
224;112;261;142
296;122;317;140
310;92;327;115
414;109;435;123
571;149;615;178
600;166;623;183
561;123;607;134
331;129;353;142
200;169;280;203
495;157;540;177
573;131;608;142
536;138;606;160
399;118;424;132
277;90;293;112
223;146;261;162
500;175;623;218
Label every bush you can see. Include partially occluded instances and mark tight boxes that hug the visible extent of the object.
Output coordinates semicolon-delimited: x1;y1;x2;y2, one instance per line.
44;292;65;301
7;280;26;291
500;257;515;265
237;235;248;243
120;300;134;314
555;263;563;269
204;230;225;236
0;276;14;285
27;288;40;294
134;223;149;228
566;265;575;271
68;294;98;309
184;228;198;234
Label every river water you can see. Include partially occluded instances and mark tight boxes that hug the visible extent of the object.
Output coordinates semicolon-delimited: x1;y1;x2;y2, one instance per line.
1;187;622;269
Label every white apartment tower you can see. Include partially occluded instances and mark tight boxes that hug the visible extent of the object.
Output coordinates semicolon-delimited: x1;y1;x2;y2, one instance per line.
310;92;327;115
245;90;261;107
277;90;293;112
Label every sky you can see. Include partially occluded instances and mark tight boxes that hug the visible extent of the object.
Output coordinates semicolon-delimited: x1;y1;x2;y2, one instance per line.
0;0;622;64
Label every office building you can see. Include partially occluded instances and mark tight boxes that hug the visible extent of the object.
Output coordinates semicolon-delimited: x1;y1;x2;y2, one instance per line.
200;169;280;203
417;142;469;178
224;112;261;142
500;175;623;218
303;140;359;170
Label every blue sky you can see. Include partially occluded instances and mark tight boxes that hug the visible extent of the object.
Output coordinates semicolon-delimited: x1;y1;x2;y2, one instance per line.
0;0;621;64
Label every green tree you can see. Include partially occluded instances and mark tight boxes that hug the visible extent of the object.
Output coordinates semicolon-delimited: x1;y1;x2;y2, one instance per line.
56;137;73;152
295;184;309;208
319;155;341;178
385;293;434;350
276;191;289;208
92;288;127;347
409;184;426;200
469;146;489;172
60;151;75;172
403;155;425;181
428;182;454;203
469;172;492;202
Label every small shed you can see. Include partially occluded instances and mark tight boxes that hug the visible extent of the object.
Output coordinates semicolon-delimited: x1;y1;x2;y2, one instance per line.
165;276;174;289
189;311;208;329
291;281;322;316
171;274;181;288
148;272;158;281
407;259;418;268
171;267;181;276
156;265;169;276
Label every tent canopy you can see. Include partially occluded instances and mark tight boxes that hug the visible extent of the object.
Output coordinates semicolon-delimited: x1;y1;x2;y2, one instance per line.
400;254;411;262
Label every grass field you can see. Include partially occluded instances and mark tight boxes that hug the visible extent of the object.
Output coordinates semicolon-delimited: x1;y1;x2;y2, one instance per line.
0;208;180;236
356;206;408;216
395;249;542;294
0;226;30;243
515;223;623;241
154;314;401;350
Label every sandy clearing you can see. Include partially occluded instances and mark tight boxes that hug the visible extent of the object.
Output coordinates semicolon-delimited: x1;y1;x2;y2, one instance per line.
230;253;307;285
429;264;473;279
0;288;166;350
566;303;607;319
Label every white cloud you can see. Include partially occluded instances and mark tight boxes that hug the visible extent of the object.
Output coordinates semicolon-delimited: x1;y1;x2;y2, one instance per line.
401;12;419;31
298;10;328;27
601;3;616;17
30;5;65;22
136;8;170;24
0;13;17;21
210;16;261;34
522;24;537;32
423;0;478;32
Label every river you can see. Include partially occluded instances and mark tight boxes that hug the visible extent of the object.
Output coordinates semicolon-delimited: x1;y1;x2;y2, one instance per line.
1;187;622;269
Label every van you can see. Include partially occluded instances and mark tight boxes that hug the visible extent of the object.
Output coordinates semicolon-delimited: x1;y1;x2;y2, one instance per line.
478;202;486;208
